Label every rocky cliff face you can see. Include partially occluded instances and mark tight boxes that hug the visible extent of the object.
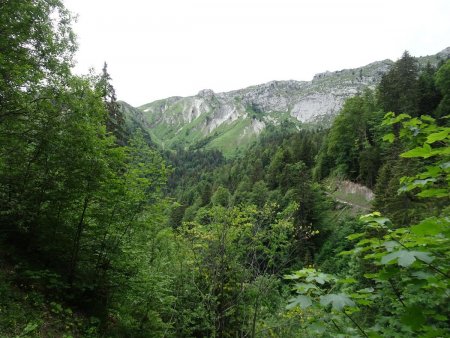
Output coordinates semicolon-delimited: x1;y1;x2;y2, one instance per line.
125;48;450;155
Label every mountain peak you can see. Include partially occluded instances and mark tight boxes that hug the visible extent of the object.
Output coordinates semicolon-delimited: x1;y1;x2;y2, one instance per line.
127;48;449;156
197;89;215;98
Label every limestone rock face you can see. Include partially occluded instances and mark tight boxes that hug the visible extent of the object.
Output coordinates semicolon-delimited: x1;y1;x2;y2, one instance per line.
128;48;450;155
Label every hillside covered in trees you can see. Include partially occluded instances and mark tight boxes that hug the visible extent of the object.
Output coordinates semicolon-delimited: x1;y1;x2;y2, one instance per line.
0;1;449;337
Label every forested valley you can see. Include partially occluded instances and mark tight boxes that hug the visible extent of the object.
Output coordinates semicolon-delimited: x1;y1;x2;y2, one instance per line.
1;1;449;337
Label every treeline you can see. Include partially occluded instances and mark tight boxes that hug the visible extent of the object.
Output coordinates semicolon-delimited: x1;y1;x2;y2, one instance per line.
167;127;326;223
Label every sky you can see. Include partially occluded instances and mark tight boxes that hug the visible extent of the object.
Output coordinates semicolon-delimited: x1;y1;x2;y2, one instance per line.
64;0;450;107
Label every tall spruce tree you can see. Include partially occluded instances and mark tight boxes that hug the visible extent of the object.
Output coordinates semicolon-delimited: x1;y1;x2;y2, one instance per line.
97;62;127;145
377;51;420;116
418;63;442;115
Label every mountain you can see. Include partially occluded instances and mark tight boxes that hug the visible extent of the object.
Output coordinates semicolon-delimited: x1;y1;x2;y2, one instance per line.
122;47;450;156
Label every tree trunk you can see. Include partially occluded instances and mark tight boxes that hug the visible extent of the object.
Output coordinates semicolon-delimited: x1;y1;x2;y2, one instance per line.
68;195;89;285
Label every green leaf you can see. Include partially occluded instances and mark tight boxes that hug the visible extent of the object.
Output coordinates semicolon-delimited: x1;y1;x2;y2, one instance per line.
294;283;318;294
307;323;326;334
401;305;426;330
413;251;434;264
313;275;326;285
420;115;435;122
358;287;374;293
376;268;397;280
284;273;300;280
426;129;449;143
373;217;392;226
339;277;357;284
381;251;411;267
392;113;411;123
383;241;399;251
23;322;39;334
411;217;448;236
435;147;450;156
416;188;448;198
382;133;395;143
367;331;384;338
356;299;373;306
287;295;312;309
320;293;355;311
411;271;433;280
382;111;395;124
423;165;442;177
338;249;355;256
381;250;434;267
400;144;433;158
412;178;436;186
346;232;365;240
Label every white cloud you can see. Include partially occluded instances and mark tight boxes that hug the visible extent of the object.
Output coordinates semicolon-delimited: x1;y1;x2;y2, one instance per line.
64;0;450;106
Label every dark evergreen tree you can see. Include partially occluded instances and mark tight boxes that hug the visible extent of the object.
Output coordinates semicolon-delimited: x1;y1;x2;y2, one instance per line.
434;59;450;122
377;51;420;116
418;63;442;115
96;62;127;145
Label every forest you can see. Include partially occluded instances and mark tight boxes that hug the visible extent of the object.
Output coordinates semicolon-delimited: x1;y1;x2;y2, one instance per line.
0;1;449;337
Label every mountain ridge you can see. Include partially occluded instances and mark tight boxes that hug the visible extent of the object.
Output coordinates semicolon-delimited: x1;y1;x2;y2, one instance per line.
121;47;450;155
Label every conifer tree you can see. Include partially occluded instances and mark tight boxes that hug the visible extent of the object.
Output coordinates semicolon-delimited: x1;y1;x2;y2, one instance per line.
96;62;127;145
434;59;450;122
378;51;420;116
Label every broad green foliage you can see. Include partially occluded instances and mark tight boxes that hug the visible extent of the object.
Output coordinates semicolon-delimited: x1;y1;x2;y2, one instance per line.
2;1;450;335
174;204;296;337
284;267;366;337
287;113;450;337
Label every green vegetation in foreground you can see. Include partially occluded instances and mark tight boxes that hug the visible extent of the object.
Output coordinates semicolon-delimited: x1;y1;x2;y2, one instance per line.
0;1;449;336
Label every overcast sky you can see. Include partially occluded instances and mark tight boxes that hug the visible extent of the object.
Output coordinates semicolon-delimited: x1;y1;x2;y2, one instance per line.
64;0;450;107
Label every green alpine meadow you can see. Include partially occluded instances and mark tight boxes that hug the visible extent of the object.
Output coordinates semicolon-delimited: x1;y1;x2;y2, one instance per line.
0;1;449;337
